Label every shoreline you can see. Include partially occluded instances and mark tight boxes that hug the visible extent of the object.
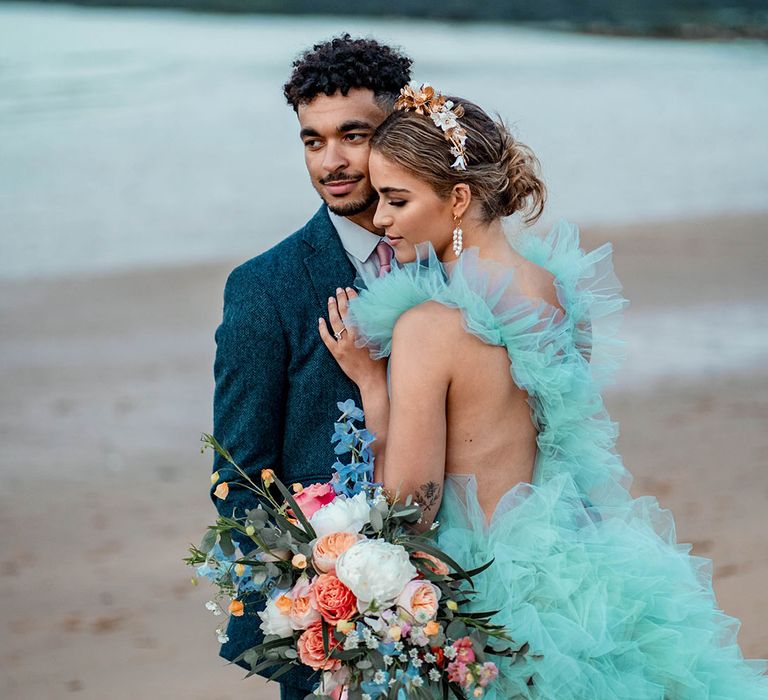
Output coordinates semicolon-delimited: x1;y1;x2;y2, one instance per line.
7;1;768;40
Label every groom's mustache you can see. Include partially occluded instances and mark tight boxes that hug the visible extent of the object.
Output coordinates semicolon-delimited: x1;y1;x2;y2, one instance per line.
319;173;363;185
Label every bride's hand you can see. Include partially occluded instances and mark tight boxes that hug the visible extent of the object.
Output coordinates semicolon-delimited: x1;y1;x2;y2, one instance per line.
319;287;386;390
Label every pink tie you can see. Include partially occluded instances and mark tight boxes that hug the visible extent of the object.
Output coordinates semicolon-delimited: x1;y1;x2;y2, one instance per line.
374;239;393;277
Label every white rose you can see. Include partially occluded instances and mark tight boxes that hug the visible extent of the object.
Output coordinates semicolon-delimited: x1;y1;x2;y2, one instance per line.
335;540;417;610
257;590;292;638
310;492;371;539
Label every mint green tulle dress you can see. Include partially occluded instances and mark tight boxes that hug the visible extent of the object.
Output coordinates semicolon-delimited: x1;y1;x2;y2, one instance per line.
347;222;768;699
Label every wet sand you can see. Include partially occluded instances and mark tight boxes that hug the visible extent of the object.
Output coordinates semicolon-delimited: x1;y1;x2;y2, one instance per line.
1;213;767;698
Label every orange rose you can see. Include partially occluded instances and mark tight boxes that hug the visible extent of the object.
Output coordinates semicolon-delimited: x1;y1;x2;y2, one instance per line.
297;620;341;671
311;574;357;624
313;532;362;575
228;599;244;617
213;482;229;500
412;551;450;576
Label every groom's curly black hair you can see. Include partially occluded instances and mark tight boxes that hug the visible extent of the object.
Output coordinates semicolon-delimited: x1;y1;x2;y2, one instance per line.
283;34;412;111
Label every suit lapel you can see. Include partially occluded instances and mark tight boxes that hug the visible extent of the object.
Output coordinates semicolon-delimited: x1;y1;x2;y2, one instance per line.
303;207;356;312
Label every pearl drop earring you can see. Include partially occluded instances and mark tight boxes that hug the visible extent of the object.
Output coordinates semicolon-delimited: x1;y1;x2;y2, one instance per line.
452;217;463;258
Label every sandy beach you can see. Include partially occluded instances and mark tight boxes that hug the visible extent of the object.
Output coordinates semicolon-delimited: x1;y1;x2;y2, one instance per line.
1;212;767;699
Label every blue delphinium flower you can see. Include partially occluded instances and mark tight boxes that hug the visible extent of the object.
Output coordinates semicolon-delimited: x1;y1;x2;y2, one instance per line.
337;399;365;422
196;542;236;582
330;400;377;497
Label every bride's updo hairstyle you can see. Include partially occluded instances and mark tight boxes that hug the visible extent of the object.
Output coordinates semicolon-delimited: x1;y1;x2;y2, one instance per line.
371;93;546;224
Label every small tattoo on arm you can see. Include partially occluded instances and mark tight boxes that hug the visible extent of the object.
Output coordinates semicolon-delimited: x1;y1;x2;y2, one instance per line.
415;480;442;512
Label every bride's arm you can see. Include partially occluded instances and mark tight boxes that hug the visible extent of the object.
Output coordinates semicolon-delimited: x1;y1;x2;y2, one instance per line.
321;294;450;531
381;304;450;531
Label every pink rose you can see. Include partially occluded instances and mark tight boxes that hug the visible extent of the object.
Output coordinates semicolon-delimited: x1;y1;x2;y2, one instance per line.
396;579;441;622
313;532;363;574
292;482;337;519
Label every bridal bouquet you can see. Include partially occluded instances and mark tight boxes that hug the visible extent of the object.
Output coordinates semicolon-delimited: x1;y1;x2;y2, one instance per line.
186;401;527;700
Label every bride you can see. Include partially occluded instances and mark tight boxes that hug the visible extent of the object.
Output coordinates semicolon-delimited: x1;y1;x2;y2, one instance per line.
317;83;768;698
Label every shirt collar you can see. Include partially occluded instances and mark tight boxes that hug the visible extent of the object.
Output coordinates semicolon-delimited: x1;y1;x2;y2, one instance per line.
327;208;382;263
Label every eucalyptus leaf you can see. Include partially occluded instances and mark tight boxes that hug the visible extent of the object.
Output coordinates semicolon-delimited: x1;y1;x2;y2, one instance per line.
200;528;217;553
446;619;468;639
369;507;384;532
219;530;235;557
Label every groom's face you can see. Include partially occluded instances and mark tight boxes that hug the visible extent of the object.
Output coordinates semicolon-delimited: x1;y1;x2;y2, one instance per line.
297;88;388;217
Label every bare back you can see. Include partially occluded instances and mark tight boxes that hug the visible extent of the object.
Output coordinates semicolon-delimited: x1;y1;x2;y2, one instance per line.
442;251;562;521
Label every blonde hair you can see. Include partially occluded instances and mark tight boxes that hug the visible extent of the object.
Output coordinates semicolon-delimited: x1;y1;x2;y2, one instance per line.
371;97;546;224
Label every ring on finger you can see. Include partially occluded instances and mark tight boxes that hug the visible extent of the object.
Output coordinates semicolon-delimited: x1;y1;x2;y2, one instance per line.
334;325;347;340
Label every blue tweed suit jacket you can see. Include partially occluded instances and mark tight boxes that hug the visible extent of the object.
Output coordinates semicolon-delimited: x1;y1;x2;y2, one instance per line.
210;205;361;693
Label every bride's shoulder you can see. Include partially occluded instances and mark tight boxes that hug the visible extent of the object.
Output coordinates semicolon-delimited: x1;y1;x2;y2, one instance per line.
508;250;564;314
392;301;463;344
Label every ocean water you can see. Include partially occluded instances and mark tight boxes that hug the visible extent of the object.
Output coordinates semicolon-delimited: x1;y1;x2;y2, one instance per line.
1;3;767;280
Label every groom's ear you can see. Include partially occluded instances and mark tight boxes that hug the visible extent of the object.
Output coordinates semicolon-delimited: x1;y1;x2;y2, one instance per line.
450;183;472;219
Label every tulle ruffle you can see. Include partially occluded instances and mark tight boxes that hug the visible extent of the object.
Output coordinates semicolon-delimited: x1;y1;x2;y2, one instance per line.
438;472;768;699
348;221;632;505
346;220;768;697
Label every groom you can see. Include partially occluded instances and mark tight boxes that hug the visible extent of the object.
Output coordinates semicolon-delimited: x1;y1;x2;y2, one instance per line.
210;35;412;700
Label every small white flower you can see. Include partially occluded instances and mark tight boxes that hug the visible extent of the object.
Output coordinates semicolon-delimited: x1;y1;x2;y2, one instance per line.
444;646;458;660
205;601;223;616
398;653;408;662
383;655;394;666
429;669;441;682
411;677;424;687
362;695;372;700
216;627;229;644
394;641;404;652
412;657;423;668
425;652;436;663
343;634;361;651
374;671;387;684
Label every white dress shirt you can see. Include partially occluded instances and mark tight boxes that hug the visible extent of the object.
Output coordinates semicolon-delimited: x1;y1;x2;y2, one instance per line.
327;208;389;280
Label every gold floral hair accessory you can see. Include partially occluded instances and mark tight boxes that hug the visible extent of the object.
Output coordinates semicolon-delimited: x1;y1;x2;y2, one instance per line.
394;82;468;171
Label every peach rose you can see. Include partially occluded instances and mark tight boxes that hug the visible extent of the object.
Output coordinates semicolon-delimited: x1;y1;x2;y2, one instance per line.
313;532;363;574
297;620;342;671
412;550;450;576
228;599;244;617
396;579;441;622
292;482;337;519
290;577;321;630
311;574;357;624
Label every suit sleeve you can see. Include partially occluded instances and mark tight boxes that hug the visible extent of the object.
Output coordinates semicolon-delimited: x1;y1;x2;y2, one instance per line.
209;265;287;555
